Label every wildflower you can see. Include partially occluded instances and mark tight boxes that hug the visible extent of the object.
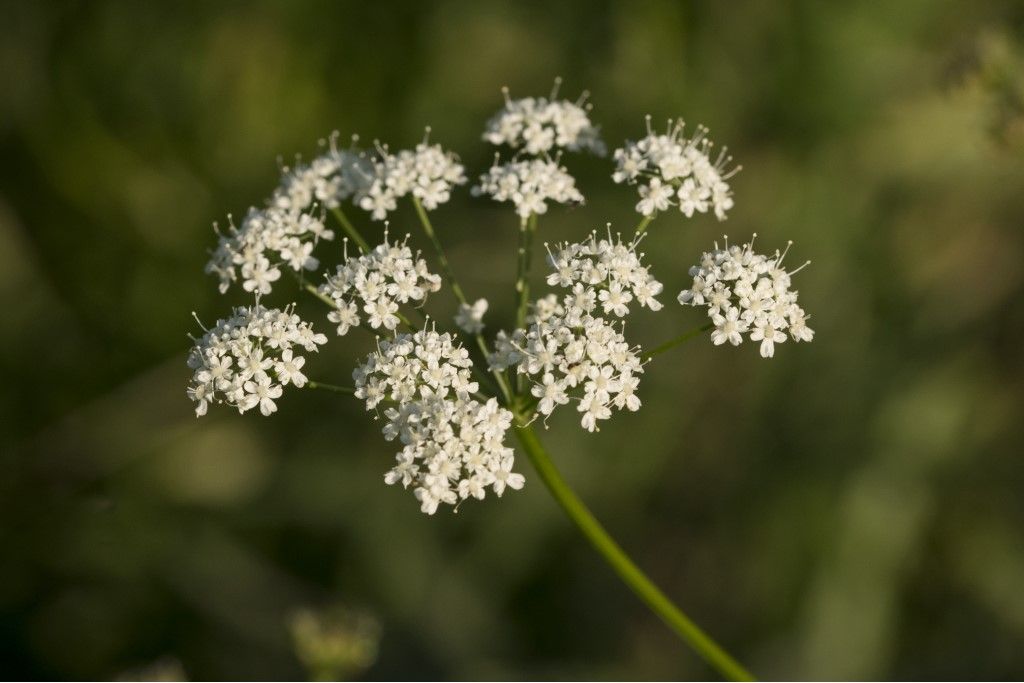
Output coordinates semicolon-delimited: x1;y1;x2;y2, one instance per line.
613;117;739;221
186;305;327;416
491;291;645;433
482;82;606;156
319;233;441;335
353;329;523;513
271;132;375;213
357;132;467;220
678;235;814;357
545;228;664;316
473;157;584;219
455;298;489;334
206;207;333;295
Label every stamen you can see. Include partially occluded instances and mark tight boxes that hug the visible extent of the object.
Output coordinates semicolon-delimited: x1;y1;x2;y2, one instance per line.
788;260;811;276
550;76;563;100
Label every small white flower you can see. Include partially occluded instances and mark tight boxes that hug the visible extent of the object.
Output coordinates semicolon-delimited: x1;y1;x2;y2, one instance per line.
243;374;284;416
676;178;710;218
711;306;746;346
491;455;525;496
749;319;787;358
532;372;570;416
636;178;674;217
241;255;281;295
276;348;308;387
679;236;813;357
455;298;489;335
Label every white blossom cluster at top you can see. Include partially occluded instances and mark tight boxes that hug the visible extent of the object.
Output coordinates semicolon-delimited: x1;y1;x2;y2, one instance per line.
482;85;606;156
353;329;524;514
613;118;739;221
678;236;814;358
186;305;328;417
474;83;604;220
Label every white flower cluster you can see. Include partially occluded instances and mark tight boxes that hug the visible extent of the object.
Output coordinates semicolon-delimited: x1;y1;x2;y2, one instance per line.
473;157;584;219
187;305;327;417
491;292;645;433
545;229;664;317
358;138;467;220
613;118;739;221
206;207;334;295
482;86;606;156
319;235;441;335
678;236;815;358
270;134;375;213
353;330;524;514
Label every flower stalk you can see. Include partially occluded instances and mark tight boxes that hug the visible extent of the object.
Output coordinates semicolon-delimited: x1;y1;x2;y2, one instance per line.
412;196;513;404
644;322;714;362
331;206;370;252
512;420;755;682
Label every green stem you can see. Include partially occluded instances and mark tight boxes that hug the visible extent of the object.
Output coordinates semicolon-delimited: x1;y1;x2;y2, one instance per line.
331;206;370;252
515;215;536;330
301;281;337;309
411;197;468;305
411;196;513;405
513;423;755;682
635;215;654;234
307;381;355;394
513;214;537;393
643;322;713;362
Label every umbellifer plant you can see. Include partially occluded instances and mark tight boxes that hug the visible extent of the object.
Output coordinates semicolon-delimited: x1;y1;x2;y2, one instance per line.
187;80;814;681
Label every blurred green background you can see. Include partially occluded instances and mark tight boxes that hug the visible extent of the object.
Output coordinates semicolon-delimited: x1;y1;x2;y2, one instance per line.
2;0;1023;679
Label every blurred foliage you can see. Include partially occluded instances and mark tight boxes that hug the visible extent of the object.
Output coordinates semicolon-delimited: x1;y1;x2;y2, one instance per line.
2;0;1023;679
289;605;380;681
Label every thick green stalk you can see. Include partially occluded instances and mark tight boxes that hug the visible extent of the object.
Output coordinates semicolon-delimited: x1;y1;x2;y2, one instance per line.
331;206;370;252
512;423;755;681
635;215;654;234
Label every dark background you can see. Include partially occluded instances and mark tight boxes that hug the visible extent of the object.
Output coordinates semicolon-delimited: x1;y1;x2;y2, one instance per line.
2;0;1024;679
